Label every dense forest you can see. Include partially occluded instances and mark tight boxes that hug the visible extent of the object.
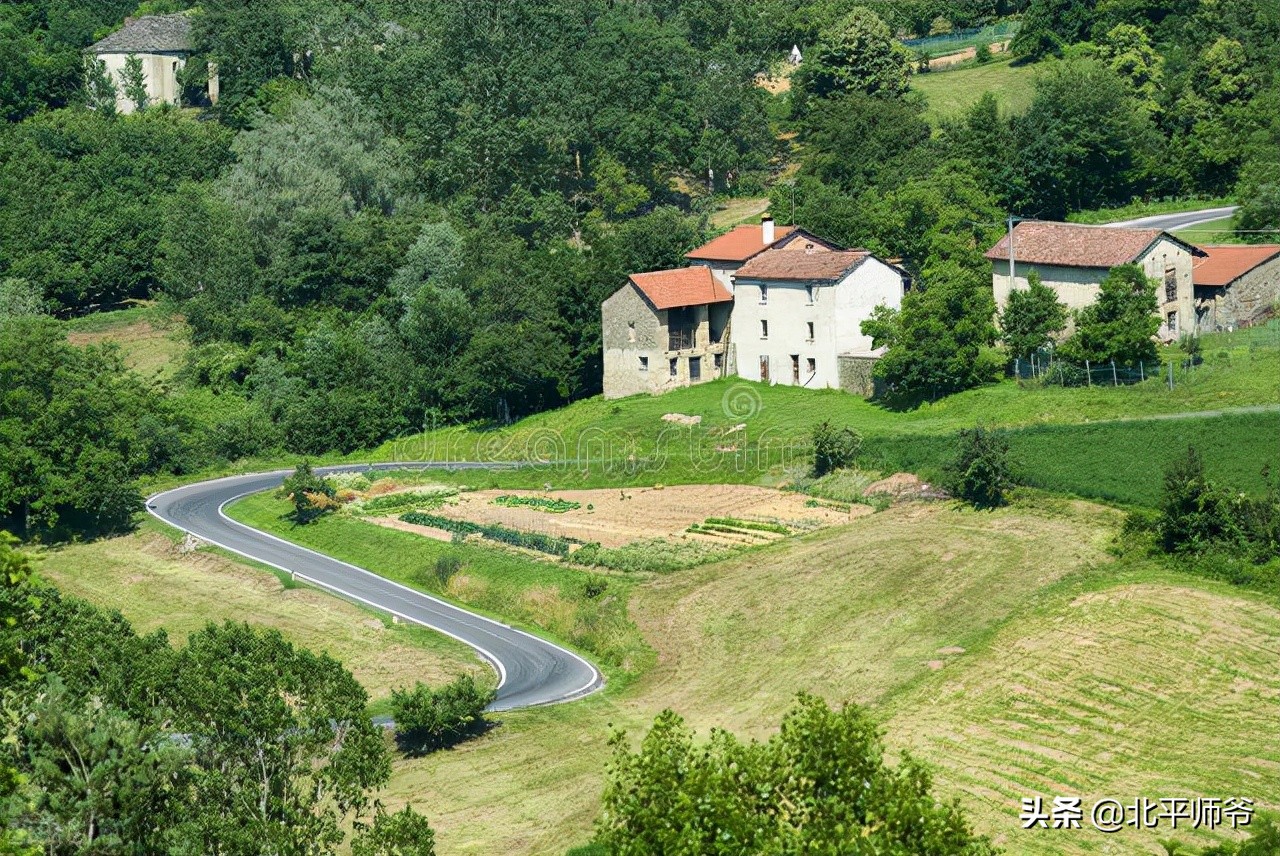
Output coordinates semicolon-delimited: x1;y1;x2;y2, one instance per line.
2;0;1279;539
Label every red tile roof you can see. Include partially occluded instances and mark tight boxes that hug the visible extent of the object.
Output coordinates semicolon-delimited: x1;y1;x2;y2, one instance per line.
984;221;1178;268
1192;244;1280;287
735;248;870;282
685;224;798;262
628;267;733;310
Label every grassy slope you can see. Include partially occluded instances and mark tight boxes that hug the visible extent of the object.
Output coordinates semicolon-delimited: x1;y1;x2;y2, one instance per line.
1068;197;1234;226
361;332;1280;505
911;56;1036;121
36;520;485;706
374;498;1279;855
1175;216;1249;245
63;304;189;381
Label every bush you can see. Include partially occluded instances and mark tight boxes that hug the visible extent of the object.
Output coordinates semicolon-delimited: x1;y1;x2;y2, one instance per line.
581;574;610;600
1157;447;1278;561
1039;361;1088;387
811;421;862;477
390;674;495;755
433;554;463;589
974;41;992;63
278;462;337;523
944;426;1012;508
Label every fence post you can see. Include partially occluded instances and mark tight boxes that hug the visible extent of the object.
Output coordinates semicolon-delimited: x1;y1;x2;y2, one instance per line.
1167;360;1174;390
1015;357;1020;379
1111;359;1118;386
1140;361;1145;382
1085;359;1091;386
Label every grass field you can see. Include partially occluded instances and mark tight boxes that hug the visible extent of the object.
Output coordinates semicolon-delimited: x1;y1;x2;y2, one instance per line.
1175;216;1251;244
63;303;189;380
911;56;1036;121
1067;197;1234;226
35;520;485;706
370;498;1279;855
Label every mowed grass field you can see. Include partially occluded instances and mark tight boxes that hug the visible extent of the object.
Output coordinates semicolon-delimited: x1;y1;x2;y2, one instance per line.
911;56;1037;120
63;303;189;381
365;498;1279;855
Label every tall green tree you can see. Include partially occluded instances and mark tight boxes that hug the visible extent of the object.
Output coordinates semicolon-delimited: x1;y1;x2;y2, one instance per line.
792;6;913;107
1000;270;1068;361
120;53;148;111
1058;264;1158;366
596;693;996;854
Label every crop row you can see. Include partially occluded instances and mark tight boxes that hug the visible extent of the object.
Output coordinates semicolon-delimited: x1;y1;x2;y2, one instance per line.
702;517;791;535
492;495;581;513
399;511;574;557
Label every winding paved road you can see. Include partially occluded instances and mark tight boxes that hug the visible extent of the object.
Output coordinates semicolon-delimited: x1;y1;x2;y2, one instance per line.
1107;205;1238;232
147;464;604;711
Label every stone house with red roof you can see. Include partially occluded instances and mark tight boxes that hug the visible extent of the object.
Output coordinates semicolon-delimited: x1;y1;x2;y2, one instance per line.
985;221;1205;340
1191;244;1280;332
602;217;907;398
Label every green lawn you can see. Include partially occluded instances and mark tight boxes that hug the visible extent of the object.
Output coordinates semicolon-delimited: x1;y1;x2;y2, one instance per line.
1174;215;1248;244
911;56;1036;121
1068;197;1234;226
63;303;189;381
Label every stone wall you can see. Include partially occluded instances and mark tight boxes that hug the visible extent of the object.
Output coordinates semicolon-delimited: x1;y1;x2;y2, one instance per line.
1198;255;1280;331
837;354;882;398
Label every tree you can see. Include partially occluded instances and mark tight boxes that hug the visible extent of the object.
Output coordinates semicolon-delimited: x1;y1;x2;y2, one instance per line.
120;53;148;111
1096;24;1164;111
793;7;913;106
278;462;337;523
944;426;1013;508
811;421;862;477
390;675;495;754
169;622;391;854
1156;446;1241;554
862;263;1002;400
352;806;436;856
1058;264;1158;366
1010;0;1096;61
797;92;931;195
595;693;996;854
1000;270;1068;361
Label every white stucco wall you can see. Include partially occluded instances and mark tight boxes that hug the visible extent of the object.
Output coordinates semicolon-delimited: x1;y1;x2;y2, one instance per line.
732;259;904;389
690;260;740;294
99;51;186;113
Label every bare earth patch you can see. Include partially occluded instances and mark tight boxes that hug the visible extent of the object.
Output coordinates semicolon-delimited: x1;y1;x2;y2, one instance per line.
421;485;859;547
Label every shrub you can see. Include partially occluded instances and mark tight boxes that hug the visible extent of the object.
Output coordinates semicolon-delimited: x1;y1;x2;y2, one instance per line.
974;41;992;63
944;426;1012;508
390;674;495;755
433;553;463;588
811;421;862;477
581;574;610;600
1039;361;1088;387
278;462;337;523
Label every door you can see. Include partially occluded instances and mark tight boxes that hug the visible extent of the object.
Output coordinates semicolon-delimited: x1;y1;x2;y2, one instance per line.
791;355;800;383
689;356;701;381
759;355;769;382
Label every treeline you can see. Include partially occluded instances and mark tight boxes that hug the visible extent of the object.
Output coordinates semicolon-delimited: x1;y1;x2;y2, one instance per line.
0;535;436;854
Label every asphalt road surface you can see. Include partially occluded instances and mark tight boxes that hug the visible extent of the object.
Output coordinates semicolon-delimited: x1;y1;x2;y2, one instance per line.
147;464;604;711
1107;205;1239;232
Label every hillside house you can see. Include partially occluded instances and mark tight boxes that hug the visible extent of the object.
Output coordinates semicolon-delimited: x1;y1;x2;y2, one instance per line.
1192;244;1280;332
88;13;218;113
602;218;907;399
684;217;837;292
601;267;734;398
985;221;1206;340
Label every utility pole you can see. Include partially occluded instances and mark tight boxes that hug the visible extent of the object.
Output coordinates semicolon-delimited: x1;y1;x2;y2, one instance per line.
1007;215;1022;294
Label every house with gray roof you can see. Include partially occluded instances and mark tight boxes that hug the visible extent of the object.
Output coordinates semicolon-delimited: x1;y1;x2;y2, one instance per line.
88;13;218;113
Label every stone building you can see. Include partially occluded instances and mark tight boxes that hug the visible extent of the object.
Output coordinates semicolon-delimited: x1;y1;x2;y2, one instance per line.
88;13;218;114
601;267;733;398
985;221;1206;340
1192;244;1280;331
602;218;906;399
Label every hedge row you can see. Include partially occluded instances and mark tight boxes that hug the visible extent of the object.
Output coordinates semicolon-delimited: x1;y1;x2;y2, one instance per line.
703;517;791;535
399;511;574;557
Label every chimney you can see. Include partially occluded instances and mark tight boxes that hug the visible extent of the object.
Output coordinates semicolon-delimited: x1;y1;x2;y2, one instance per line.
761;214;775;246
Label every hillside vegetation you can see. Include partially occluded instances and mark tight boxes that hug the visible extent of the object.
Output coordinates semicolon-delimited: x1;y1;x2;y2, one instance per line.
911;57;1037;120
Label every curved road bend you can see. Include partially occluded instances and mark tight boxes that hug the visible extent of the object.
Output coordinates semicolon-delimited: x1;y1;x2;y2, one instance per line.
1107;205;1238;232
147;464;604;711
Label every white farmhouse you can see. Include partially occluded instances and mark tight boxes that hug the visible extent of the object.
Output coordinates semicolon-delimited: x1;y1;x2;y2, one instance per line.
601;218;907;399
88;13;218;114
731;245;906;389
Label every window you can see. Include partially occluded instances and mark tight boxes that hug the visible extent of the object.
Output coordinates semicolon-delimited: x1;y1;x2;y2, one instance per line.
638;356;648;372
759;355;770;381
1167;311;1178;334
806;358;816;375
759;285;768;305
713;353;723;371
628;321;636;342
669;358;678;377
761;319;769;339
689;356;701;381
791;355;800;383
1165;267;1177;303
806;321;814;341
805;285;815;304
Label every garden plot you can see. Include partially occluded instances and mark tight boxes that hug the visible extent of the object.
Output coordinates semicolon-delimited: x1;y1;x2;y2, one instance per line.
422;486;860;548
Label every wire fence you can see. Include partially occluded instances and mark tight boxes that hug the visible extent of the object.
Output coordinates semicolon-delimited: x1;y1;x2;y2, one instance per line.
901;21;1020;52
